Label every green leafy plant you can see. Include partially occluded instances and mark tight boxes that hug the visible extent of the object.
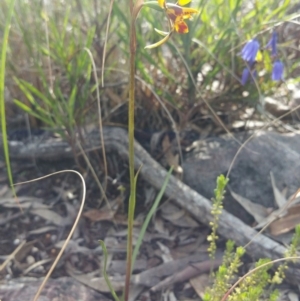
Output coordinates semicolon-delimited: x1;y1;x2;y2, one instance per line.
207;174;229;259
13;19;95;139
0;0;17;200
204;241;245;301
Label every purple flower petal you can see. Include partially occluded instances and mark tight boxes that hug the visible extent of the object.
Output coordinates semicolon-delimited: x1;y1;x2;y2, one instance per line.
241;39;260;63
241;68;250;85
266;31;277;57
272;61;284;81
241;67;257;85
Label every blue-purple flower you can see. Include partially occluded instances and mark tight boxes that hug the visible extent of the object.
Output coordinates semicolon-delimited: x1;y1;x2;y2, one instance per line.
266;31;277;57
241;68;250;85
272;60;284;81
241;67;257;85
241;39;260;63
239;34;284;85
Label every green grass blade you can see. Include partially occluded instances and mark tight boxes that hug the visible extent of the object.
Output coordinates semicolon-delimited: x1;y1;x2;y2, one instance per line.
99;240;121;301
132;166;173;269
14;77;53;107
0;0;17;196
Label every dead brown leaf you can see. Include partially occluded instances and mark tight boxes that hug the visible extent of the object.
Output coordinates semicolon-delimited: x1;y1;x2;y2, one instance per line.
269;204;300;236
270;172;287;208
83;209;115;222
31;208;72;226
229;188;270;224
66;262;124;293
150;258;222;292
106;88;123;106
161;135;182;173
108;259;147;274
15;240;36;262
160;203;199;228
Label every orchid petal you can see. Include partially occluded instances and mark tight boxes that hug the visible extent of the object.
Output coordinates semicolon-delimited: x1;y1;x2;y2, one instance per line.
146;0;197;49
154;28;170;36
177;0;192;5
181;7;198;15
174;20;188;33
145;32;172;49
158;0;165;8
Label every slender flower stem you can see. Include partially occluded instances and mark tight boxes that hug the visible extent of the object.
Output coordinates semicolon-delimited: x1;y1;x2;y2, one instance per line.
124;5;137;301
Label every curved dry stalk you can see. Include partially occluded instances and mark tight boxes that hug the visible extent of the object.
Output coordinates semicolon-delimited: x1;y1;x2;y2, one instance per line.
84;47;108;205
13;170;86;301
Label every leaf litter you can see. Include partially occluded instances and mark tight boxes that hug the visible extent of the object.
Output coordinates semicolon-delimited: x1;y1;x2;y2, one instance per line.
0;161;222;301
2;157;299;300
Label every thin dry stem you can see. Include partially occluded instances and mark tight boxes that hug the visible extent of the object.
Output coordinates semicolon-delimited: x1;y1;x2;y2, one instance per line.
84;47;108;205
13;170;86;301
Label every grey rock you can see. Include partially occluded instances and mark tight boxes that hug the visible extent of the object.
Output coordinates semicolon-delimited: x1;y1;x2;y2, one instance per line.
183;131;300;224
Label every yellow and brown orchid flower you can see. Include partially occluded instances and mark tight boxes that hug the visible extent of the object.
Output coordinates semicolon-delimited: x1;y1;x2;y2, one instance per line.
146;0;198;49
